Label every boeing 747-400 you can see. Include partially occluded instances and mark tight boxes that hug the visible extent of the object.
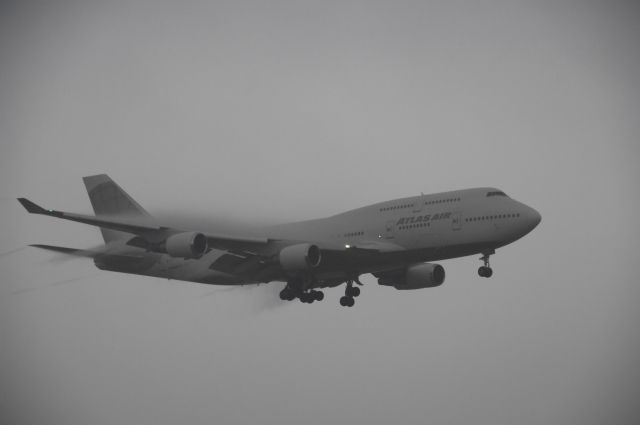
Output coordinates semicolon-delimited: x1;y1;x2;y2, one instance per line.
18;174;541;307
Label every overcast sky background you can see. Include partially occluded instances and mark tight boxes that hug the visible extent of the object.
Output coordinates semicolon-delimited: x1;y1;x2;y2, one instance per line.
1;1;639;424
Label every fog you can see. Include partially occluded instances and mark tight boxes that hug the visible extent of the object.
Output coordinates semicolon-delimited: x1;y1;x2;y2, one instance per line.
1;1;639;424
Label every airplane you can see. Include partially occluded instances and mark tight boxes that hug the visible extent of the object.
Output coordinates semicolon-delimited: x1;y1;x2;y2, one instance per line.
18;174;541;307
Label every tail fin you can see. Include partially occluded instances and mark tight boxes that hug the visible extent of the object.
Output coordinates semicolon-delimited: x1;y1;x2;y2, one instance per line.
83;174;151;243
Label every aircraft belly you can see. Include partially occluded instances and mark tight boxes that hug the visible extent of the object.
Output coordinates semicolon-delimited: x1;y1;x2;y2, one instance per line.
93;253;156;273
313;241;497;280
195;271;247;285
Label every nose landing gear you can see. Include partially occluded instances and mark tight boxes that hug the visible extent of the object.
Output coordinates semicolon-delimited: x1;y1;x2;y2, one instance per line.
478;250;494;278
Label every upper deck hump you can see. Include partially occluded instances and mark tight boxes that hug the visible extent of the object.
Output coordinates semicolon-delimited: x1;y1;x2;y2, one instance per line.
329;187;501;218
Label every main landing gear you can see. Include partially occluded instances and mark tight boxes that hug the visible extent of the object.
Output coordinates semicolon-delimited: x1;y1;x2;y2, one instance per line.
279;281;324;304
478;250;494;278
339;277;362;307
279;275;364;307
300;290;324;304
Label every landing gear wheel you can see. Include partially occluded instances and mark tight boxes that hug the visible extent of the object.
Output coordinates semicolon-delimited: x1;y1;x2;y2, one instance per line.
346;286;360;297
279;288;296;301
313;290;324;301
478;266;493;278
340;296;355;307
284;279;303;301
300;292;315;303
478;250;495;278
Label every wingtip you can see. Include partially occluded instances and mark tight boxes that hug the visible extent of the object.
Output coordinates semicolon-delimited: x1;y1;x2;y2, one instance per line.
17;197;48;214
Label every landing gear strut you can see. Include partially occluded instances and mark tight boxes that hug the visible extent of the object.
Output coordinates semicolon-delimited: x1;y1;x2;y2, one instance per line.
339;276;362;307
478;250;494;278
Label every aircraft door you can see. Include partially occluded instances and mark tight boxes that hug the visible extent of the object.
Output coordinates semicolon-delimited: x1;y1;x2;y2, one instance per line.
384;220;396;239
451;212;462;231
413;194;424;213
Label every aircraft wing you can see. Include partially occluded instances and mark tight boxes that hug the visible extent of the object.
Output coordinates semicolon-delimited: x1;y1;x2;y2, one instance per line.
17;197;272;252
18;197;404;281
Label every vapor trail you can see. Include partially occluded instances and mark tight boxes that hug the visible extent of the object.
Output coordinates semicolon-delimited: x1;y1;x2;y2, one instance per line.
0;246;26;259
10;273;100;295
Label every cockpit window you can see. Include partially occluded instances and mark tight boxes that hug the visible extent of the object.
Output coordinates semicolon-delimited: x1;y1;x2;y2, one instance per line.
486;191;508;197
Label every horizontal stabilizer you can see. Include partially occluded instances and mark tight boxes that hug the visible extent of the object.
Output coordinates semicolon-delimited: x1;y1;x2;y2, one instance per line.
30;244;100;258
30;244;145;262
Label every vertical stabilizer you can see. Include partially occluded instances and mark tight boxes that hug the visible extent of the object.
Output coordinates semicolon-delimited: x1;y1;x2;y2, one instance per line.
83;174;151;242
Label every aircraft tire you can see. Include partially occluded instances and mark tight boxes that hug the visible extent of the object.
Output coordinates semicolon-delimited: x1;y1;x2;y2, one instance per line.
348;286;360;297
300;292;315;303
478;266;493;278
280;288;292;300
314;291;324;301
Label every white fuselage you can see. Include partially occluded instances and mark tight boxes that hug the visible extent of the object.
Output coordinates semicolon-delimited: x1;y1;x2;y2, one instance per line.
116;187;541;287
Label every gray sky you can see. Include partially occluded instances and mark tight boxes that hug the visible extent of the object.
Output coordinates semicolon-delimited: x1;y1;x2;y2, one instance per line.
1;1;639;424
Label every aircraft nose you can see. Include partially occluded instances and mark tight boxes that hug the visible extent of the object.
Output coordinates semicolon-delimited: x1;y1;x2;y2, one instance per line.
527;206;542;229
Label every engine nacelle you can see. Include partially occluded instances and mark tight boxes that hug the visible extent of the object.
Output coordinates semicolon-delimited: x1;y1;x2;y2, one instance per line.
165;232;208;259
279;243;322;273
378;263;445;290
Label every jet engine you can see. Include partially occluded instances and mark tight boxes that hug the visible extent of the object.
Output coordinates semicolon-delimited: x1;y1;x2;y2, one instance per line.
279;243;322;273
165;232;208;259
378;263;445;290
